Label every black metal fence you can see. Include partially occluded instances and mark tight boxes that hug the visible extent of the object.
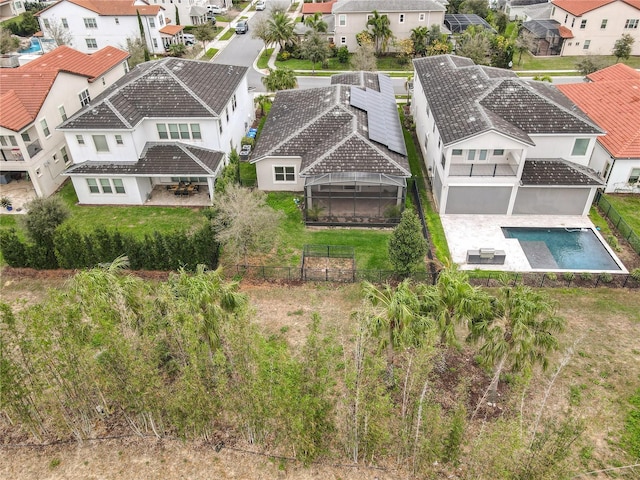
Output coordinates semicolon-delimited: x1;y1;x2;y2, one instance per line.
303;244;354;259
595;192;640;256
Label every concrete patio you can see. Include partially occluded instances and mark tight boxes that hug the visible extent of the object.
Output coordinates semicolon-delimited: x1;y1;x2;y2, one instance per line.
145;184;212;207
0;178;37;214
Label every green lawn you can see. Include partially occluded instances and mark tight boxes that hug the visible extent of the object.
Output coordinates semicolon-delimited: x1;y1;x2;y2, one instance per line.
514;52;640;71
257;48;273;69
275;56;352;71
267;192;393;270
219;29;234;41
203;48;219;60
239;162;257;186
604;194;640;234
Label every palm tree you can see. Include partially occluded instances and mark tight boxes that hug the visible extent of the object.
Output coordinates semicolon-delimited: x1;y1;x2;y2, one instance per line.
261;67;297;92
300;31;331;73
304;12;328;33
410;26;429;56
366;10;393;55
267;10;295;51
254;94;272;117
362;280;433;384
469;282;565;402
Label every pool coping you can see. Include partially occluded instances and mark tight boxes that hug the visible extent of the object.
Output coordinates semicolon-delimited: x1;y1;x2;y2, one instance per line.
441;214;628;274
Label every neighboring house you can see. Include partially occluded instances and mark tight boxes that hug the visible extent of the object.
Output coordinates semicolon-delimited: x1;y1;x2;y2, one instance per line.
523;2;553;21
0;46;130;197
331;0;447;52
504;0;549;20
411;55;605;216
558;63;640;193
550;0;640;56
147;0;208;26
521;19;570;55
60;58;253;206
0;0;25;20
36;0;168;55
251;72;410;224
301;0;336;15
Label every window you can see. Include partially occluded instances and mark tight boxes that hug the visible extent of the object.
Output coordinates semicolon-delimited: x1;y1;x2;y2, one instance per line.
452;149;463;156
101;76;105;86
149;18;155;28
274;166;295;182
478;149;488;161
571;138;589;156
168;124;180;139
575;42;580;46
86;178;100;193
564;14;568;23
159;16;164;26
601;19;608;29
179;124;190;139
467;149;476;161
92;135;109;152
399;14;405;24
366;13;374;21
83;18;97;28
152;38;158;48
580;19;587;29
21;132;30;142
58;105;67;121
61;18;68;28
552;6;555;16
225;107;229;122
43;18;50;28
628;168;640;184
115;17;119;25
493;149;505;156
190;124;202;139
571;18;575;28
232;94;237;111
115;134;123;145
40;119;50;137
625;19;639;29
86;38;98;49
79;89;91;107
219;120;223;134
340;36;346;45
87;178;125;194
76;135;85;145
113;178;125;193
157;124;168;139
583;40;591;49
419;13;425;21
52;153;59;163
99;178;112;193
338;14;346;27
61;146;70;165
0;135;18;147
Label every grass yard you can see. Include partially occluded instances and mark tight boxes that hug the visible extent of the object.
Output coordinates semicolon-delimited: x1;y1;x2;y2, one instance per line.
266;192;393;270
604;194;640;234
514;52;640;71
274;56;351;71
257;48;273;69
219;29;234;41
202;48;219;60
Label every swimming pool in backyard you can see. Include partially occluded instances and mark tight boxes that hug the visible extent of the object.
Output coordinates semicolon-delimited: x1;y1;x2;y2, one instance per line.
18;37;43;54
502;227;621;271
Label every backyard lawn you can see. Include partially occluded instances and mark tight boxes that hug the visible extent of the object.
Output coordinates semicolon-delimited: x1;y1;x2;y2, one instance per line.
514;52;640;71
604;194;640;234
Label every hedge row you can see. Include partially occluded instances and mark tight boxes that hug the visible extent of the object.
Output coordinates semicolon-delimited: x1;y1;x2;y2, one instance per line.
0;224;219;271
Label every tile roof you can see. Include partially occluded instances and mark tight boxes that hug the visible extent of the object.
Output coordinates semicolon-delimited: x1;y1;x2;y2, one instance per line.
623;0;640;8
412;55;602;147
330;71;381;91
38;0;162;17
333;0;445;13
509;0;548;6
65;142;223;176
551;0;615;15
558;25;574;38
520;159;605;186
301;0;336;14
252;79;410;178
60;58;248;130
0;46;128;131
160;25;184;35
558;66;640;158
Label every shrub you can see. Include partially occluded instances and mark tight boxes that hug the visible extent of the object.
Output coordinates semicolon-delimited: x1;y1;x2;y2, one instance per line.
579;272;592;281
562;272;575;282
599;272;613;283
241;136;255;147
631;268;640;281
277;51;291;61
336;46;349;63
605;234;621;252
545;272;557;281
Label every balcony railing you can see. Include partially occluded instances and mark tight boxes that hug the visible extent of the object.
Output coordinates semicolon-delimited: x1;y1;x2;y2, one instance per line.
1;148;24;161
26;139;42;158
448;163;517;177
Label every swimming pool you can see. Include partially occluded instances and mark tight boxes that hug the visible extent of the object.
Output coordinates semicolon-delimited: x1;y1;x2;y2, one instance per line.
502;227;621;271
18;38;42;54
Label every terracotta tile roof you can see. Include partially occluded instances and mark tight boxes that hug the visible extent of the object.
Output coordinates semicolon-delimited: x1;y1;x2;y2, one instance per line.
37;0;162;17
0;46;128;131
587;62;640;82
622;0;640;9
551;0;615;16
301;0;336;14
558;25;574;38
160;25;184;35
558;68;640;158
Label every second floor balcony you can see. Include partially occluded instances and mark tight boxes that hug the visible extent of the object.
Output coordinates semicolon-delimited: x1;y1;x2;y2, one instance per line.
448;162;518;177
0;139;42;162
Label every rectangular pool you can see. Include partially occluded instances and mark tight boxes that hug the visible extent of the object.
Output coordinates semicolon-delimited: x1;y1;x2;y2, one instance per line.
502;227;621;271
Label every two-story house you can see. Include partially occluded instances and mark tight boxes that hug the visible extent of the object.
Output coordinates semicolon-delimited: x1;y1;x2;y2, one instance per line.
0;45;130;198
411;55;605;216
148;0;210;26
36;0;168;55
559;63;640;193
550;0;640;56
0;0;25;20
331;0;447;52
60;58;253;205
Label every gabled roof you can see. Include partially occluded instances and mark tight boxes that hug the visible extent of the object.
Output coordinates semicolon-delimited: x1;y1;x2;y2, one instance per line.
160;25;184;35
302;0;336;14
37;0;162;17
551;0;615;16
412;55;602;147
60;58;248;130
333;0;445;13
252;77;410;178
0;46;129;131
558;65;640;159
65;142;224;176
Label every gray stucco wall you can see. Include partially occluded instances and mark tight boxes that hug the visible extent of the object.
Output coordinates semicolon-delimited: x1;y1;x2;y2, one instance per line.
433;169;443;208
445;186;511;214
513;187;590;215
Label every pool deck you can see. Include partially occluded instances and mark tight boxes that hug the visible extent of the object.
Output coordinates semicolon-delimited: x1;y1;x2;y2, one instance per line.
441;214;627;273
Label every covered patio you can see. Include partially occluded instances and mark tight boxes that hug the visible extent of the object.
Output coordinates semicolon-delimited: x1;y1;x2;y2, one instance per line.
145;183;212;207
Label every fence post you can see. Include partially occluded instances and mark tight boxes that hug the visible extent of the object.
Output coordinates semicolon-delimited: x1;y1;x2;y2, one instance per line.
623;275;629;288
540;274;545;288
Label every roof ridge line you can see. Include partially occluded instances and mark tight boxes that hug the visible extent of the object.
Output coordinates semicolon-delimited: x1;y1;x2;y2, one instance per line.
103;98;132;128
300;130;356;175
177;142;217;174
160;60;219;117
353;130;411;176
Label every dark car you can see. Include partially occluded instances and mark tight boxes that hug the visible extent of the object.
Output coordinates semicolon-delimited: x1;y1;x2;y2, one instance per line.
235;20;249;34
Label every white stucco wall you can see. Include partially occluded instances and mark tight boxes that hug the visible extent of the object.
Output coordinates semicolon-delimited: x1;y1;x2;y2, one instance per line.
527;134;598;165
254;156;304;191
71;175;148;205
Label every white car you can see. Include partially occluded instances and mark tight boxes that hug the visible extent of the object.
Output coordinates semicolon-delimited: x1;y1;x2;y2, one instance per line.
255;0;266;10
207;5;226;14
182;33;196;45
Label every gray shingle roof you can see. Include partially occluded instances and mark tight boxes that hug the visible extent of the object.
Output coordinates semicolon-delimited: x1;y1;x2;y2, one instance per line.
252;79;410;178
331;71;381;91
412;55;602;146
508;0;547;7
520;159;605;186
61;58;247;130
65;142;224;176
333;0;445;13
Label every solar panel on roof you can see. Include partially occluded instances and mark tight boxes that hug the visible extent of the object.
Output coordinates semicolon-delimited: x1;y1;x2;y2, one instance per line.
377;73;395;98
349;86;368;110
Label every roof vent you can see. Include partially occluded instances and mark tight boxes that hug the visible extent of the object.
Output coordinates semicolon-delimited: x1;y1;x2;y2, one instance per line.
468;116;476;122
91;109;98;115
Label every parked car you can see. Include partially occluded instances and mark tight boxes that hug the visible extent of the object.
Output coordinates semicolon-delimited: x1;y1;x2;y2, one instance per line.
207;5;226;14
235;20;249;34
255;0;266;11
182;33;196;45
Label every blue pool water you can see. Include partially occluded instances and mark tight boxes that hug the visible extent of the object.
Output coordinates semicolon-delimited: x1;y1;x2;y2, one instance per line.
502;227;620;271
18;38;42;54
